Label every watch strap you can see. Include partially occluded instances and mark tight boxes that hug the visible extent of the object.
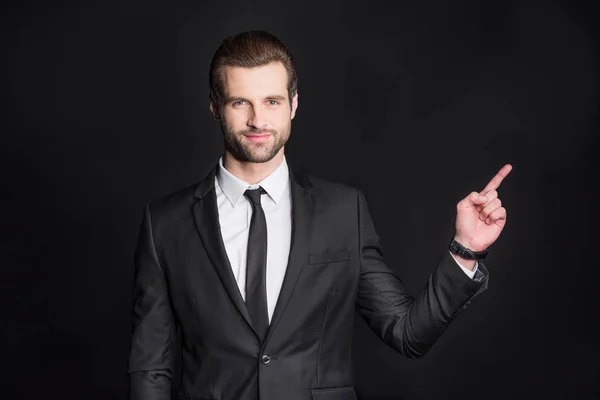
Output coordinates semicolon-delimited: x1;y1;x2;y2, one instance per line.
449;238;489;260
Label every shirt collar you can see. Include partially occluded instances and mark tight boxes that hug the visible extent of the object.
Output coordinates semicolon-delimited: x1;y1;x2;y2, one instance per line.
216;156;289;207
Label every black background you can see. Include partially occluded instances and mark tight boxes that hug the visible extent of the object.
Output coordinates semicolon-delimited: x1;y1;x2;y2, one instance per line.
2;0;599;399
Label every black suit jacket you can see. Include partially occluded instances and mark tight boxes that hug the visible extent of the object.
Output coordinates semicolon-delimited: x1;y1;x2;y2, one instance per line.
128;164;488;400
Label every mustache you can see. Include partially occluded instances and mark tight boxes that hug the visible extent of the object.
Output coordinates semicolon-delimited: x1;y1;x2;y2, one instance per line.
239;128;277;136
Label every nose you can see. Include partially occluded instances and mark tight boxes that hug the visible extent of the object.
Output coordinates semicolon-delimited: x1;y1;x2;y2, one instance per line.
247;107;268;130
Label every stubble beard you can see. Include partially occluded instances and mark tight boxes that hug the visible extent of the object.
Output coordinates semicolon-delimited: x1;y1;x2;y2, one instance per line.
221;120;291;163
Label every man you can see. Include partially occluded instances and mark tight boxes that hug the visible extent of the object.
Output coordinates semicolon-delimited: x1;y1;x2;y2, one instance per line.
127;30;512;400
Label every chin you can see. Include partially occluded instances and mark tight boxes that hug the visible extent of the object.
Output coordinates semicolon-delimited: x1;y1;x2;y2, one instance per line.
225;133;286;163
242;142;281;161
246;152;278;163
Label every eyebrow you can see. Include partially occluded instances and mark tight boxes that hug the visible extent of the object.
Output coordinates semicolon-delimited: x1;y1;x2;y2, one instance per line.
225;95;287;103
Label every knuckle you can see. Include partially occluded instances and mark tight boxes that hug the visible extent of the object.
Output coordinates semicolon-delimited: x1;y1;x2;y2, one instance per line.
493;207;506;217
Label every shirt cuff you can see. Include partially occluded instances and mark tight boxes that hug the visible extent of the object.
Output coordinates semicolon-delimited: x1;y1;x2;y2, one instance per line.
449;250;478;279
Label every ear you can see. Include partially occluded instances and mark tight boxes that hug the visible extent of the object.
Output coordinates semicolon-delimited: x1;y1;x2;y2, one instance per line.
290;92;299;120
209;101;220;120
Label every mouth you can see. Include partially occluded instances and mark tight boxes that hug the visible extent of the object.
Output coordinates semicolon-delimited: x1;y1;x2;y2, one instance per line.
244;134;272;143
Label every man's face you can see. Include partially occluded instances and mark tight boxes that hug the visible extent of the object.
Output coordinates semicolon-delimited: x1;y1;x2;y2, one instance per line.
211;61;298;163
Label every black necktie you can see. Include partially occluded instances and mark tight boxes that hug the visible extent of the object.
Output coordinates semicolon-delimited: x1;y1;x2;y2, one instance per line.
244;187;269;342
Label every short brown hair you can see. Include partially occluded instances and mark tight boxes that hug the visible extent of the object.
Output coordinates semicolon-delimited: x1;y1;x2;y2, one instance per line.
209;30;298;109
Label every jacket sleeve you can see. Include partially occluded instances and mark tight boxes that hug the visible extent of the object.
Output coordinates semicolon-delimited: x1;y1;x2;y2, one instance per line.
354;189;489;359
128;203;176;399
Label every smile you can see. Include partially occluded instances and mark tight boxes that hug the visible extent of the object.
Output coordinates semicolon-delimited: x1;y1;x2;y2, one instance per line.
244;135;272;143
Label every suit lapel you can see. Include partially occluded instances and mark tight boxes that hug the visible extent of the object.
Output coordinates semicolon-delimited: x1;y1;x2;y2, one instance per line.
265;170;314;341
192;166;257;338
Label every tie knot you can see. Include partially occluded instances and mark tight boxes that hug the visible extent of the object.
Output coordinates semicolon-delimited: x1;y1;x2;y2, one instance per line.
244;187;266;205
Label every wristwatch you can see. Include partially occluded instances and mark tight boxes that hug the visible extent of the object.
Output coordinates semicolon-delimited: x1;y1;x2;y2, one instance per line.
449;238;489;260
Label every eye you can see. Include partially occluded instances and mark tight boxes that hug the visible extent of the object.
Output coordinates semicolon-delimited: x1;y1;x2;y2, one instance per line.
267;100;280;106
232;100;247;107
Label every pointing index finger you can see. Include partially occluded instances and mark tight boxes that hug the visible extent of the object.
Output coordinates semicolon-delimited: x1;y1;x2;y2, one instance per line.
481;164;513;194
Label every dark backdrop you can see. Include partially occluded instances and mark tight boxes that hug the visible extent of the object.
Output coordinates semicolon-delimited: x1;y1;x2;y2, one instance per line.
2;0;599;399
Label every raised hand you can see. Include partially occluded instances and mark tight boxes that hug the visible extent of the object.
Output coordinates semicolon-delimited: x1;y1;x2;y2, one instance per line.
454;164;513;252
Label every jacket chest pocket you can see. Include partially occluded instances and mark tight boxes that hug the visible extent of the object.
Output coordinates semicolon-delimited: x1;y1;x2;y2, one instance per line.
308;249;351;265
311;386;358;400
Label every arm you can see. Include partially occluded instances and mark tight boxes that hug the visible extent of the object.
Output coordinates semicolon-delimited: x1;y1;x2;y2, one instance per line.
450;252;487;282
451;252;477;278
128;203;176;400
354;190;488;359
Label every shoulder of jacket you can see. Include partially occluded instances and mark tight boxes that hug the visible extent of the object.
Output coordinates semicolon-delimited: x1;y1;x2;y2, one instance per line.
146;182;198;217
303;173;361;200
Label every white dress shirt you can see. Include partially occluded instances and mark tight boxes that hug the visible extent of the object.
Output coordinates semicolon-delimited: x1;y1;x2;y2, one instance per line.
215;156;292;323
215;156;480;322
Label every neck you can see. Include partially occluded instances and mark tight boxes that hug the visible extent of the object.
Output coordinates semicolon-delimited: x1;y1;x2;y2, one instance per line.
223;149;285;185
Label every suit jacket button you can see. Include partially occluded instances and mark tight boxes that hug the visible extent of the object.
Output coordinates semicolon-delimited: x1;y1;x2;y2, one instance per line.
261;354;271;364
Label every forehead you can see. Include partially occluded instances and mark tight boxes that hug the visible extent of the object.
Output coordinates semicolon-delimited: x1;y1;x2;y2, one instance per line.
221;62;288;98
